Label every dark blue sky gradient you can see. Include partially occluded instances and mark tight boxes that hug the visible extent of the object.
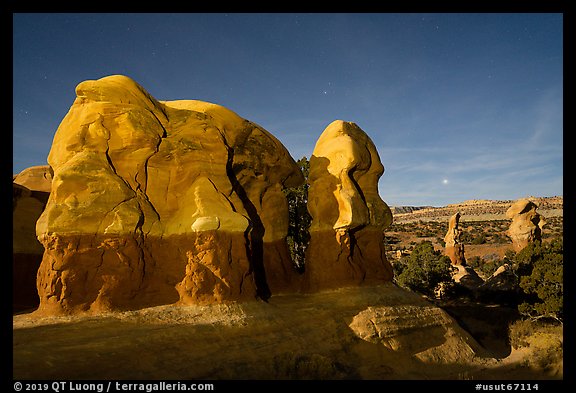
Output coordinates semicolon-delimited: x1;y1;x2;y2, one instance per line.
13;13;563;206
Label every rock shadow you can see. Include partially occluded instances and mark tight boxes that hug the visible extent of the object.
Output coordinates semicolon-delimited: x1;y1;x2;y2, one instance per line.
226;148;271;301
440;301;520;359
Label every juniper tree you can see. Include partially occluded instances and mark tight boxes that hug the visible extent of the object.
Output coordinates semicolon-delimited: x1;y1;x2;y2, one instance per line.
283;157;311;272
394;240;453;296
514;238;563;321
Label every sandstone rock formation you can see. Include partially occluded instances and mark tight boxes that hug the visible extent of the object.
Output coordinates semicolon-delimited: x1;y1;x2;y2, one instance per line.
444;212;466;265
13;165;53;193
304;120;393;291
452;265;484;290
35;75;304;315
444;213;484;290
506;199;546;251
13;165;53;312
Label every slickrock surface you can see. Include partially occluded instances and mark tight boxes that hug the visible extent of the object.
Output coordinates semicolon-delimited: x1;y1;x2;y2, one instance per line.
304;120;394;291
14;283;493;380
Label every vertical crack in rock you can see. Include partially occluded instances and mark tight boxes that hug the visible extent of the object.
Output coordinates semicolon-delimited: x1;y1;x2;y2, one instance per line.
144;109;169;197
225;144;271;301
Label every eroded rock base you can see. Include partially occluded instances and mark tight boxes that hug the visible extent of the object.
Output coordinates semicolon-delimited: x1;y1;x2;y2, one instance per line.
304;229;393;292
36;231;300;315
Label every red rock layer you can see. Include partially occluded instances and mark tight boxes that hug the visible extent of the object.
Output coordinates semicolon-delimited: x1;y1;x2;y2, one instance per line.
35;231;304;315
304;229;393;292
262;239;303;294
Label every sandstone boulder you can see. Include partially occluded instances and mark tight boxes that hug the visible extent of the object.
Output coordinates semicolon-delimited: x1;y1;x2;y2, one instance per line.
452;265;484;290
505;199;546;251
35;75;303;315
444;212;466;265
304;120;393;291
480;264;518;293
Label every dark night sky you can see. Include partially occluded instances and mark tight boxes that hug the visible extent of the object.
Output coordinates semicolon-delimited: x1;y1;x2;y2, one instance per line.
13;13;563;206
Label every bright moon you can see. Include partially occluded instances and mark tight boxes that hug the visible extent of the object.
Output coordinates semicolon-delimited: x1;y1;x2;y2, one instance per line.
442;179;449;185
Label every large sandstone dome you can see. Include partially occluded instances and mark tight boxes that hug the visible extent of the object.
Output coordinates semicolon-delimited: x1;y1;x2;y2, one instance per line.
31;75;398;318
35;75;304;314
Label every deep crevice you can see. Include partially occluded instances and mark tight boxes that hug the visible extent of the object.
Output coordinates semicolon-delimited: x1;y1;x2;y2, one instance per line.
225;147;271;301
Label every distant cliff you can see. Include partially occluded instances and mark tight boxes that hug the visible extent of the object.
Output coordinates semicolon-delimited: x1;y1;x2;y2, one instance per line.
390;206;434;215
391;196;562;223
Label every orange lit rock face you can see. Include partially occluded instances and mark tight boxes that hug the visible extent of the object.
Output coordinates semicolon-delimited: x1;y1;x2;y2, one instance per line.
506;199;546;252
444;212;466;266
13;165;53;193
35;75;303;314
304;120;394;291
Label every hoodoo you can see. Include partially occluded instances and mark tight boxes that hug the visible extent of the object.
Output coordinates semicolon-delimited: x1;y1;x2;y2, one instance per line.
506;199;546;251
444;212;466;266
304;120;394;291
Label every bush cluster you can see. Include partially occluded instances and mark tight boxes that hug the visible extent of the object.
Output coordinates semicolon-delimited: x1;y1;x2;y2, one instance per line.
393;237;563;321
283;157;311;272
393;241;453;297
515;238;563;320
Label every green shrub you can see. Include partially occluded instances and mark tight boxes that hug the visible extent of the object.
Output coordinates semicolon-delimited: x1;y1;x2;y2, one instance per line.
283;157;311;272
467;256;482;270
491;234;509;244
514;239;563;320
394;241;453;296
